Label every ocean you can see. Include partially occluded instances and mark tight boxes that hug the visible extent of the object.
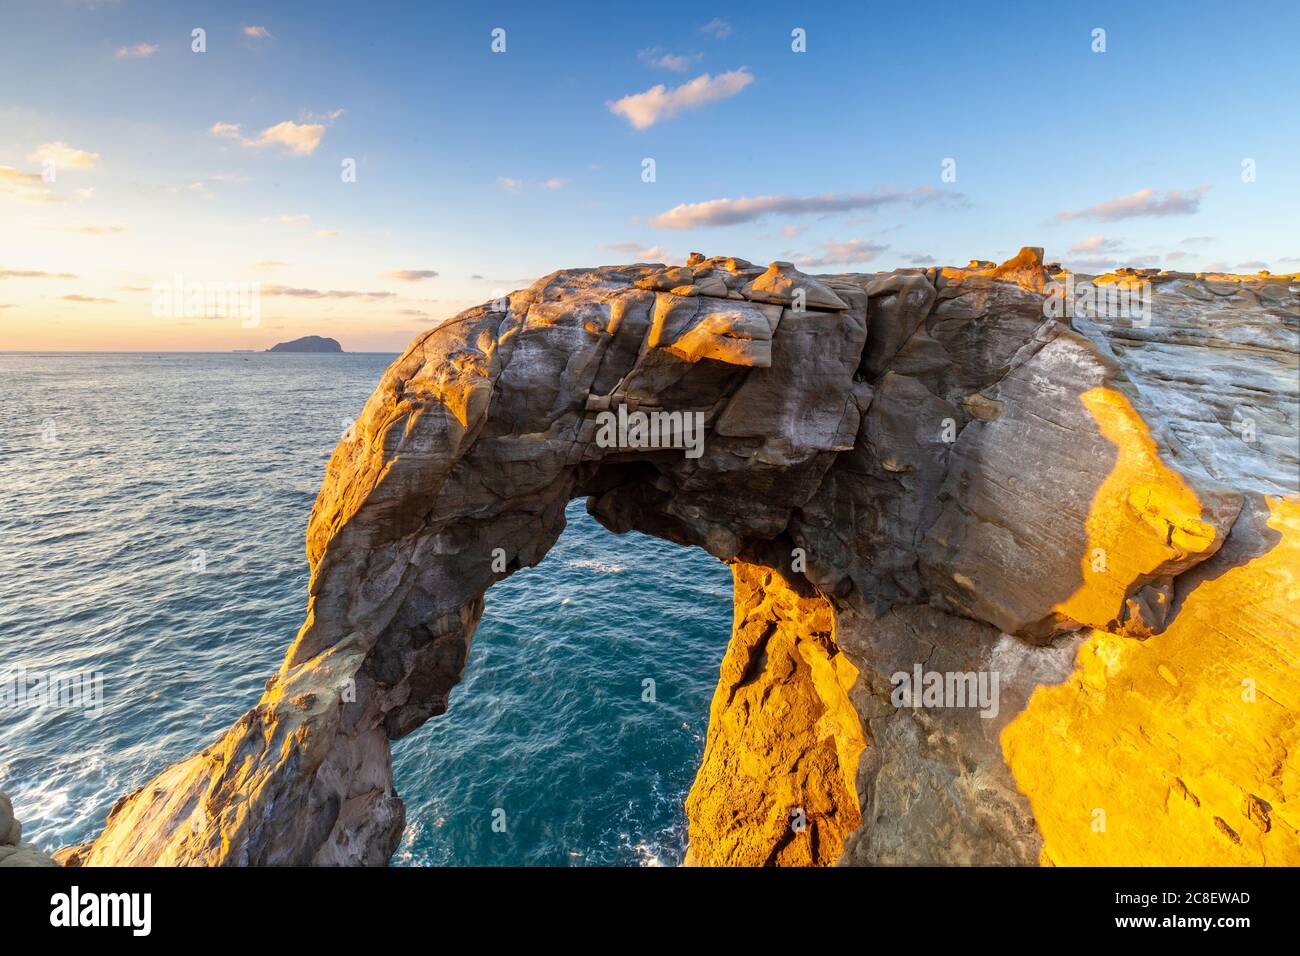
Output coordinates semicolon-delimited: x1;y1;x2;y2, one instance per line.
0;352;732;866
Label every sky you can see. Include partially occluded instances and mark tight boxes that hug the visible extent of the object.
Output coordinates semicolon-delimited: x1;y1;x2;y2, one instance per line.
1;0;1297;352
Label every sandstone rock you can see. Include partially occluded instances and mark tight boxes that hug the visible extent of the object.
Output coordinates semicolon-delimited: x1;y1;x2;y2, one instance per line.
742;261;849;311
0;792;58;866
70;247;1300;868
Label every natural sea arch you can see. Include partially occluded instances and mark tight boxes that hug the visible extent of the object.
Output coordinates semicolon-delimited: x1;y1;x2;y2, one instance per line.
387;501;735;866
73;256;1300;867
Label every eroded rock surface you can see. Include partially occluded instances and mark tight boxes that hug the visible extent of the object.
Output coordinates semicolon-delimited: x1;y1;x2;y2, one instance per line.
0;791;58;867
73;250;1299;866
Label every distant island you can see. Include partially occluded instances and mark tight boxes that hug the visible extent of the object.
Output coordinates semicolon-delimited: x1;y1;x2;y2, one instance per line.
265;336;344;353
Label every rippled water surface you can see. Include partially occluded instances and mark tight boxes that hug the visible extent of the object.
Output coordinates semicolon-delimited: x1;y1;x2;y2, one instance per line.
0;352;731;865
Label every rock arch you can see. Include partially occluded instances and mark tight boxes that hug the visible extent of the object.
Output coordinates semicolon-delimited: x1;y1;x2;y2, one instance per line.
71;253;1300;866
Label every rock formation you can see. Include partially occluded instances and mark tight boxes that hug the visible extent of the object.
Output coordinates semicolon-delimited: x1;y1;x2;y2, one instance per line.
65;249;1299;867
266;335;343;353
0;792;58;867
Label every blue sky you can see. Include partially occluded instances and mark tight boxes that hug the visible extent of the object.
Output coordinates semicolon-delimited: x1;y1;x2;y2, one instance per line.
2;0;1297;350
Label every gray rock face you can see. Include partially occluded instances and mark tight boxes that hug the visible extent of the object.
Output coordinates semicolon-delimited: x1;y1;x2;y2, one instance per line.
265;335;343;353
0;791;58;867
69;251;1300;867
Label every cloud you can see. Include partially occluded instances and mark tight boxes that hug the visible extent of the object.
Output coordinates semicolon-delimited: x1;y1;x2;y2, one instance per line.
211;119;327;156
791;239;888;269
904;252;937;265
115;43;158;59
637;48;700;72
260;214;310;224
165;181;214;198
249;120;326;156
29;142;100;170
314;230;338;238
62;294;115;303
1056;186;1210;222
1165;250;1189;263
781;224;810;238
601;241;675;263
385;269;439;282
262;286;396;300
699;17;733;39
69;224;127;235
652;186;964;229
607;68;753;129
1063;256;1122;274
0;166;58;202
1069;234;1123;254
497;176;523;192
252;260;286;271
0;269;78;279
1180;236;1215;246
301;108;345;123
542;178;569;190
243;25;273;40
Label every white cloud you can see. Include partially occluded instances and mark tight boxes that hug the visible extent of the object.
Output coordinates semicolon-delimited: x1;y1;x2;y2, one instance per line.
1063;256;1122;274
652;187;964;229
243;25;273;40
385;269;439;281
29;142;100;170
637;48;700;72
0;166;58;202
263;285;395;300
211;119;327;156
602;241;675;263
607;68;753;129
0;268;78;279
1069;235;1123;254
115;43;158;59
250;120;326;155
542;178;569;190
1056;186;1210;222
497;176;523;192
791;239;888;269
699;17;733;39
781;224;809;238
314;230;338;238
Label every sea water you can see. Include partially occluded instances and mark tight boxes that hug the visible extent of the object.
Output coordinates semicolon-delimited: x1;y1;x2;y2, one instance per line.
0;352;731;866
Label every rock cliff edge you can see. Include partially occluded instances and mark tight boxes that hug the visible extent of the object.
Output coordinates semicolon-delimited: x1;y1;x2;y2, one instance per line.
63;250;1300;866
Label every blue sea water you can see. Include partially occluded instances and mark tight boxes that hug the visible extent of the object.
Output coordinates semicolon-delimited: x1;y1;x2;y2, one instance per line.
0;352;732;866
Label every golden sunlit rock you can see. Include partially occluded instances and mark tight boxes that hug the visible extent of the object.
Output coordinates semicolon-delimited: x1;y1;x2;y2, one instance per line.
59;251;1298;868
685;562;864;866
1004;496;1300;865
